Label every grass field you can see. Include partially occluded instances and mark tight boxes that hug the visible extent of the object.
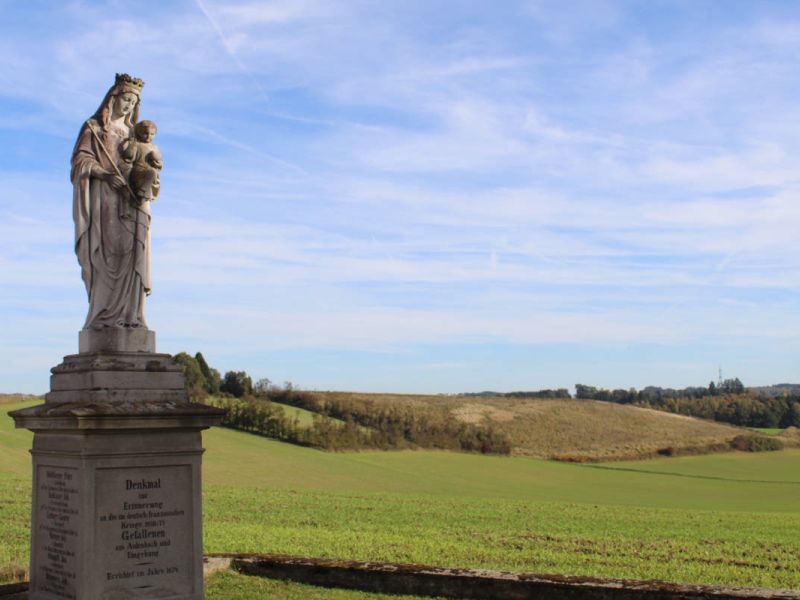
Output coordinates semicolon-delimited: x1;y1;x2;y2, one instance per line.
271;401;319;427
206;571;446;599
265;400;369;431
310;392;755;460
751;427;784;436
2;399;800;592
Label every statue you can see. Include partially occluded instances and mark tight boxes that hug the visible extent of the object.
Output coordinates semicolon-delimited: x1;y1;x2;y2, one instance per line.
121;119;163;203
11;73;223;600
71;73;161;331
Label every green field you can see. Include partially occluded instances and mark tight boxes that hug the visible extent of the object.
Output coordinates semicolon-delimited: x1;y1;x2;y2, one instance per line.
750;427;784;436
271;400;319;427
206;571;445;599
2;400;800;593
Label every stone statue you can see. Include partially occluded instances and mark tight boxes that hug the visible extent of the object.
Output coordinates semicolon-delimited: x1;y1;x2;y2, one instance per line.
12;74;223;600
71;73;159;331
121;119;163;203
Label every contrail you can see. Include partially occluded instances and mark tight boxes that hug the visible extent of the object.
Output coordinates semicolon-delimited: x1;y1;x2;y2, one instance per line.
191;0;310;175
192;124;309;175
193;0;271;106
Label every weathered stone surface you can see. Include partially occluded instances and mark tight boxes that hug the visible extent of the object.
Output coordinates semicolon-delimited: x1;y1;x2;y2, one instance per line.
51;352;182;375
223;554;800;600
9;405;222;600
45;388;188;405
202;557;232;579
11;353;223;600
73;74;153;332
51;370;184;392
11;401;223;432
7;555;800;600
79;328;156;353
46;352;187;405
0;582;27;599
10;73;224;600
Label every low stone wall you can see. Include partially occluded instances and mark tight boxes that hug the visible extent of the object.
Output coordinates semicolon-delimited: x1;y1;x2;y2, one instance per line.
214;554;800;600
4;555;799;599
0;582;27;599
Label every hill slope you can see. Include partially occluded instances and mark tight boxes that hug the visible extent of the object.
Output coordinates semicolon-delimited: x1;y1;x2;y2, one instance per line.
312;392;753;460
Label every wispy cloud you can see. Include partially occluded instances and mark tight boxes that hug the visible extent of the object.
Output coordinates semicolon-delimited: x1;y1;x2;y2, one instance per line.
2;1;800;392
192;0;273;104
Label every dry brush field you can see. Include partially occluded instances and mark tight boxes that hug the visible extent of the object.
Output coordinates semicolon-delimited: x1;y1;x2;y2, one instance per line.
312;391;761;460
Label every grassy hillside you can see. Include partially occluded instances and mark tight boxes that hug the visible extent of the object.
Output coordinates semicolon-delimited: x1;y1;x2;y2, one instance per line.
310;392;754;460
2;399;800;591
271;400;319;427
202;425;800;511
257;399;368;430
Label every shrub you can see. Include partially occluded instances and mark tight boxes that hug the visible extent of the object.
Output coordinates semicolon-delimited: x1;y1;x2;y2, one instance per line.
220;371;253;398
552;454;595;463
730;435;784;452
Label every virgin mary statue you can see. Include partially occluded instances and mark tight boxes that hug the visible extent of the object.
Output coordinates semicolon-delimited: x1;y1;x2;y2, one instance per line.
71;73;152;330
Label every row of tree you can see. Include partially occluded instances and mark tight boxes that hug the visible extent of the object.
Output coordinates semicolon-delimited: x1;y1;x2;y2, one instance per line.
463;389;572;398
172;352;254;399
205;394;511;453
203;395;381;450
646;394;800;428
173;353;511;454
265;386;511;454
173;350;799;439
575;378;746;404
575;380;800;428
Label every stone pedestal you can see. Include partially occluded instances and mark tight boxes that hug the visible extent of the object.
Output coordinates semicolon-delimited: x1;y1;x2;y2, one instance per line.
10;336;224;600
79;328;156;354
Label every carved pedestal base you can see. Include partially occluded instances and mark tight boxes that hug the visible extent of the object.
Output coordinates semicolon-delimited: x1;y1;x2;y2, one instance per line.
11;352;223;600
45;351;186;405
79;329;156;354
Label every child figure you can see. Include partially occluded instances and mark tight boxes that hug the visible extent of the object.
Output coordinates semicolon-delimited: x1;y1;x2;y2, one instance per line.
121;119;163;204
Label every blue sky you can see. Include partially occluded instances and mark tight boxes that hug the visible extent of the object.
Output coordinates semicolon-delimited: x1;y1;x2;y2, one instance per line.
2;0;800;394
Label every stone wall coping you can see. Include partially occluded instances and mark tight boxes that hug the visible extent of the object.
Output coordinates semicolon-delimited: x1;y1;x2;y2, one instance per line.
212;553;800;600
5;555;798;599
9;401;224;431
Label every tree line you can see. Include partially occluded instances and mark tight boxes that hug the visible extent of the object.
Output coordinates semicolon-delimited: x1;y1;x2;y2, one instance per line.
173;350;799;440
575;380;800;429
172;351;257;399
462;389;571;398
265;386;511;454
172;352;511;454
203;395;382;451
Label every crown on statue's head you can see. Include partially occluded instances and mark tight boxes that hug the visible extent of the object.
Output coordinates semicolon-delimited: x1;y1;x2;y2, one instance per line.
115;73;145;91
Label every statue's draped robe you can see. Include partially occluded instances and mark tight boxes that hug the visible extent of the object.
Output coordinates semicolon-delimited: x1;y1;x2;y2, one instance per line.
71;118;151;330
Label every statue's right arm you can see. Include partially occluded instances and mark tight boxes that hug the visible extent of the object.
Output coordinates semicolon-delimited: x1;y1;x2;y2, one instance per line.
71;125;102;183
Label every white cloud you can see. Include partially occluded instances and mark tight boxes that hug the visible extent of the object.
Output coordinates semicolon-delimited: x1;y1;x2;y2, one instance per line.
523;0;624;44
215;0;339;25
3;1;800;391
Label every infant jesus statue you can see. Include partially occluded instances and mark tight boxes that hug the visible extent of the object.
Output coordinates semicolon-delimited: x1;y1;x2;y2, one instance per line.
121;119;163;205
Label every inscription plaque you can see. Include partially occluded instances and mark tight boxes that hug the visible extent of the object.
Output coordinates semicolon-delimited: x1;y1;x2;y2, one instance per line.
95;465;194;598
35;466;79;599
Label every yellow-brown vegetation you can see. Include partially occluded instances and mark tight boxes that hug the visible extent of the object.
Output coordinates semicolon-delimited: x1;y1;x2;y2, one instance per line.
314;392;752;461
